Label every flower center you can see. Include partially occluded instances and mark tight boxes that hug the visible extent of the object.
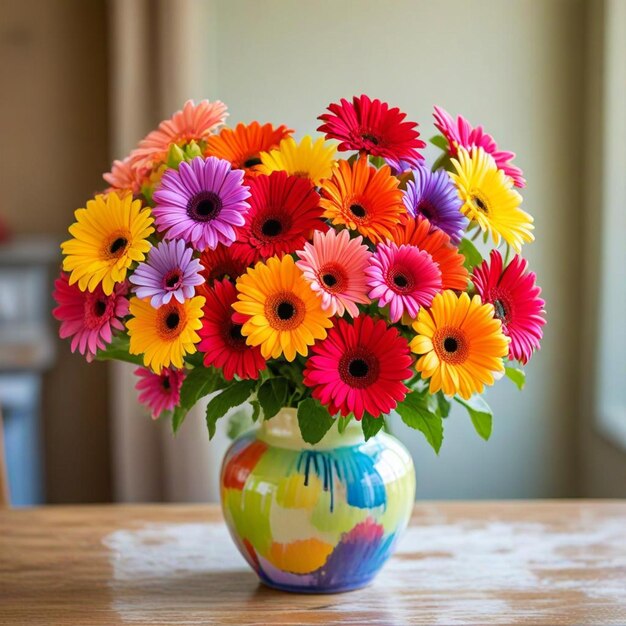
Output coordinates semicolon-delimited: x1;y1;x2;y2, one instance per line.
322;273;337;287
166;312;180;329
110;237;128;255
360;132;379;145
243;156;262;169
262;218;283;238
188;191;222;222
433;327;469;365
265;292;305;331
349;203;367;219
162;375;171;391
444;337;458;352
394;274;408;288
387;264;414;293
221;322;246;351
229;324;244;341
493;298;507;320
339;350;380;389
417;200;436;222
94;300;107;317
471;192;489;214
104;231;131;259
84;292;113;329
164;269;182;290
317;262;348;294
157;303;186;339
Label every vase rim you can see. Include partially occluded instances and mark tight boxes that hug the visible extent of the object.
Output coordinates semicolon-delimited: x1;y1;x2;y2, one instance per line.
257;407;365;450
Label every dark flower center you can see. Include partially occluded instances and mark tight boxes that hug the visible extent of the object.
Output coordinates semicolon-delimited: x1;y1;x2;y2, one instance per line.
109;237;128;255
473;195;488;213
393;274;409;288
94;300;107;317
243;156;262;168
188;191;222;222
165;312;180;330
417;200;436;221
162;376;171;391
322;273;337;287
361;132;379;145
276;301;295;321
262;218;283;238
349;203;367;218
348;358;369;378
444;337;458;353
229;324;244;341
494;299;507;320
164;271;181;288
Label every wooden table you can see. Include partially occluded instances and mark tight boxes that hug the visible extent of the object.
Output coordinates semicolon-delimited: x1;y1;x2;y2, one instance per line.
1;502;625;625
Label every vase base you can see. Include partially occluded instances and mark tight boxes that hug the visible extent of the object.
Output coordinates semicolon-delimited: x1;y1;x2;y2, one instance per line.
259;575;375;594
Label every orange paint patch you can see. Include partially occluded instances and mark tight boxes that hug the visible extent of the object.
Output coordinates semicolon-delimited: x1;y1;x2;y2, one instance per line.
266;538;334;574
222;440;268;490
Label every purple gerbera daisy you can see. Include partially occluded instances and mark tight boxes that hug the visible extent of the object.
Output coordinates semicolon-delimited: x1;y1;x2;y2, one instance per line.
403;165;468;244
129;239;204;308
153;156;251;251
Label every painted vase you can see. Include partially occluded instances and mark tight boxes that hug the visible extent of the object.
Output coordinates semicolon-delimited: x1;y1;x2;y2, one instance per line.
220;407;416;593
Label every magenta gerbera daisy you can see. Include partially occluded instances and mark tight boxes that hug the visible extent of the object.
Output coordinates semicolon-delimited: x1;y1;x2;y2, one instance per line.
129;239;204;308
433;105;526;188
317;95;426;170
296;229;371;318
303;316;413;420
152;156;251;251
229;171;326;266
53;272;129;362
197;278;266;380
403;165;468;244
134;367;186;419
366;242;443;323
472;250;545;364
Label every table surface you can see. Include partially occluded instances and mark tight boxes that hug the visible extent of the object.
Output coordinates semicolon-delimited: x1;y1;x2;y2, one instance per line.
1;501;625;626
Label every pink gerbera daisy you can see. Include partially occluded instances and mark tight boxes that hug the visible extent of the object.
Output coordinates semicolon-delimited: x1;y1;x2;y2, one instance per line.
366;242;443;323
318;95;426;170
53;272;129;362
103;156;141;195
134;367;186;419
303;315;413;420
296;229;371;318
433;106;526;187
131;99;228;172
472;250;545;364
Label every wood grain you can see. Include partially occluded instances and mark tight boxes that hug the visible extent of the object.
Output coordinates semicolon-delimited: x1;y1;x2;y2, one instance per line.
1;502;625;625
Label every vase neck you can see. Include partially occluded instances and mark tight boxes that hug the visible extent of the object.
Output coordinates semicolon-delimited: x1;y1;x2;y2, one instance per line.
258;408;364;450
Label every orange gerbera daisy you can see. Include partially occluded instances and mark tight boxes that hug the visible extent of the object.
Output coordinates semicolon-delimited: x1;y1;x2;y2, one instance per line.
320;156;404;243
204;122;293;175
131;99;228;172
388;216;469;291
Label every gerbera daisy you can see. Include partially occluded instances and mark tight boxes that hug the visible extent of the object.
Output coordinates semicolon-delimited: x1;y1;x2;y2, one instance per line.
198;244;248;286
258;136;337;186
152;156;251;251
366;242;442;323
232;255;333;362
449;148;534;253
204;121;292;175
197;278;266;380
229;171;325;266
134;367;186;419
433;105;525;187
129;239;204;308
303;315;413;420
296;229;371;318
319;156;404;243
103;156;141;195
131;99;228;172
53;272;129;362
61;192;154;295
403;165;467;244
127;295;205;372
472;250;545;364
317;95;425;170
388;216;469;291
409;290;509;399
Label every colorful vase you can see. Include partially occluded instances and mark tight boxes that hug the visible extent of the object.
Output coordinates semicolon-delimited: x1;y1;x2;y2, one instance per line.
220;407;415;593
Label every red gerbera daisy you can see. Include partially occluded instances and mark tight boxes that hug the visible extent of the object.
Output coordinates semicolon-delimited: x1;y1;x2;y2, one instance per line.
198;244;248;287
389;216;469;291
197;278;266;380
229;171;326;266
472;250;545;364
317;95;426;170
303;315;413;420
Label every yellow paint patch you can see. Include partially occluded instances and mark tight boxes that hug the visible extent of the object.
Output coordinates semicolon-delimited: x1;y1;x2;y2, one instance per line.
266;538;334;574
275;472;322;510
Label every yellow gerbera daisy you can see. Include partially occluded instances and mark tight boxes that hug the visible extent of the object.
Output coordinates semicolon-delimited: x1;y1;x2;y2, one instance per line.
449;147;534;253
127;295;205;372
409;290;509;399
61;192;154;295
258;136;337;185
232;255;333;362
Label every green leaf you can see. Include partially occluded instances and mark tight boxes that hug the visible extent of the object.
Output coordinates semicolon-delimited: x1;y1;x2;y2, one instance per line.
250;400;261;422
297;398;334;445
179;366;223;410
205;380;257;439
337;414;353;434
227;406;253;439
257;377;289;420
396;392;444;453
455;395;493;441
361;413;384;441
504;366;526;390
458;238;483;272
183;351;205;368
171;406;187;434
95;333;144;366
369;155;386;169
430;134;449;150
435;391;452;418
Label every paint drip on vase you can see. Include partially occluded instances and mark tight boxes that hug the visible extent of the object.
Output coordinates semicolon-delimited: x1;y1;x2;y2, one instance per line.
220;408;415;593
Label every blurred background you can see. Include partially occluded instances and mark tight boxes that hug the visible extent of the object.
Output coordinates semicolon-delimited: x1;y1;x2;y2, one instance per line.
0;0;624;505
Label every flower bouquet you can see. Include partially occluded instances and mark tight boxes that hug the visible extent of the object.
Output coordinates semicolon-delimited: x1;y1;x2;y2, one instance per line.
53;95;545;592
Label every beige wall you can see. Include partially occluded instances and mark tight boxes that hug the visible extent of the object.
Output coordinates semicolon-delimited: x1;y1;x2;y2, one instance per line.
0;0;112;502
